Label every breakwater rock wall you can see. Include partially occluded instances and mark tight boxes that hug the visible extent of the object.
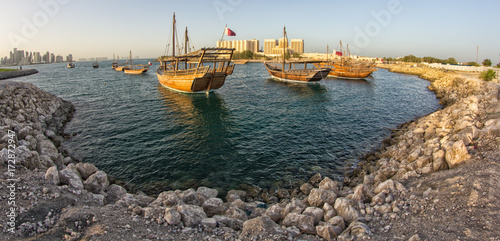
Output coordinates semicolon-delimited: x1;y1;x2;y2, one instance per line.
1;66;499;240
0;69;38;80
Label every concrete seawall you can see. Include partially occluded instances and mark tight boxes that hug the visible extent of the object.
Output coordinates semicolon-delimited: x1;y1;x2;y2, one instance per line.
0;69;38;80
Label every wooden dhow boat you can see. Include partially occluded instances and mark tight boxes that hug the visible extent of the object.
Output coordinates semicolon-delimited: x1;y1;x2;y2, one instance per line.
264;26;330;83
232;59;248;64
124;51;149;74
314;42;377;80
156;13;235;93
315;61;377;79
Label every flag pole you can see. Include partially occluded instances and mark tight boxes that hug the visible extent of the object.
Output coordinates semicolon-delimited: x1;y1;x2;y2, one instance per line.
220;24;227;43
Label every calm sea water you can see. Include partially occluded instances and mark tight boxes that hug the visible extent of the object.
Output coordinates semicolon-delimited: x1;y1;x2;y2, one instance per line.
14;60;441;194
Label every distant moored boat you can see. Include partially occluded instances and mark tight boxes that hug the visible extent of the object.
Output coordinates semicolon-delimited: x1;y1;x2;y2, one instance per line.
264;26;330;83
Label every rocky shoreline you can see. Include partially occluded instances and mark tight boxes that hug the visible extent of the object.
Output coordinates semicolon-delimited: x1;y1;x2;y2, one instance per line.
0;69;39;80
1;65;499;240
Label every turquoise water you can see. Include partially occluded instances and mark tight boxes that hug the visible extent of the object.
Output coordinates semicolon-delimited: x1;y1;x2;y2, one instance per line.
15;61;441;194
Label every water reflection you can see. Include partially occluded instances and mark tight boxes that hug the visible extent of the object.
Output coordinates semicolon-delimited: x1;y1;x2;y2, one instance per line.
154;85;240;192
266;79;329;97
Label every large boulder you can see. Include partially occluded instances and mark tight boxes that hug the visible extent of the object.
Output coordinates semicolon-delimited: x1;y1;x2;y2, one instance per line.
36;138;58;162
265;204;283;222
164;207;181;225
308;188;337;207
445;140;471;168
302;207;324;225
213;215;243;230
281;198;307;217
44;166;59;185
239;216;285;240
432;149;448;171
319;177;339;193
177;205;207;227
224;206;248;221
316;224;343;241
196;187;218;203
338;221;371;240
226;190;247;202
282;213;316;234
150;191;183;207
59;168;83;189
84;171;109;194
75;162;98;180
105;184;127;204
202;197;227;217
334;198;360;223
374;179;405;194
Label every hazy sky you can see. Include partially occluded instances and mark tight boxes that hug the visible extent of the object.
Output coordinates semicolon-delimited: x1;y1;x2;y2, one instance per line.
1;0;499;63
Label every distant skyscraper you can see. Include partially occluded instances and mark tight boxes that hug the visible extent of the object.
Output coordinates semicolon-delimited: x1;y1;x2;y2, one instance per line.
264;39;278;55
216;39;259;53
290;39;304;54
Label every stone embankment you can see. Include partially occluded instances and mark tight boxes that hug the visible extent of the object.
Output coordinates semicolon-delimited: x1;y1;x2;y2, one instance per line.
1;64;499;240
0;69;38;80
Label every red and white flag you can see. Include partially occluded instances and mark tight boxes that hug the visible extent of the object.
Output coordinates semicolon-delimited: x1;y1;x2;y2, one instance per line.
335;51;343;56
225;27;236;36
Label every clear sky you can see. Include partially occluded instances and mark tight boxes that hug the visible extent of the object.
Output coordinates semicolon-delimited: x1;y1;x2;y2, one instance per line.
1;0;499;63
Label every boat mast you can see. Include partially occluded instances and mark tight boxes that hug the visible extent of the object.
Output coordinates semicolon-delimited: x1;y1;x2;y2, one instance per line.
184;27;188;69
129;50;132;66
172;13;176;58
283;26;286;72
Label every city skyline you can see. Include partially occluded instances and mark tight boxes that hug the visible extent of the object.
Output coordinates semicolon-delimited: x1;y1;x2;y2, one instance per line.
1;0;499;63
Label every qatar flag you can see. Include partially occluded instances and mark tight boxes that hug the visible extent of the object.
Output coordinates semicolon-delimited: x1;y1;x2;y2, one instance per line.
225;27;236;36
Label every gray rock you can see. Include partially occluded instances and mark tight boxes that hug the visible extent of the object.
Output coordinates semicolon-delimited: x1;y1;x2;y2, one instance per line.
327;216;346;230
239;216;285;240
308;188;337;207
302;206;324;225
177;205;207;227
59;168;83;190
164;207;181;225
116;193;154;208
202;197;227;217
226;190;246;202
36;138;58;162
176;189;201;206
75;162;98;180
83;170;109;194
224;206;248;221
282;198;307;217
105;184;127;204
213;215;243;230
265;204;283;222
44;166;59;185
201;218;217;228
282;213;316;234
150;191;183;207
16;145;42;169
196;187;218;203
